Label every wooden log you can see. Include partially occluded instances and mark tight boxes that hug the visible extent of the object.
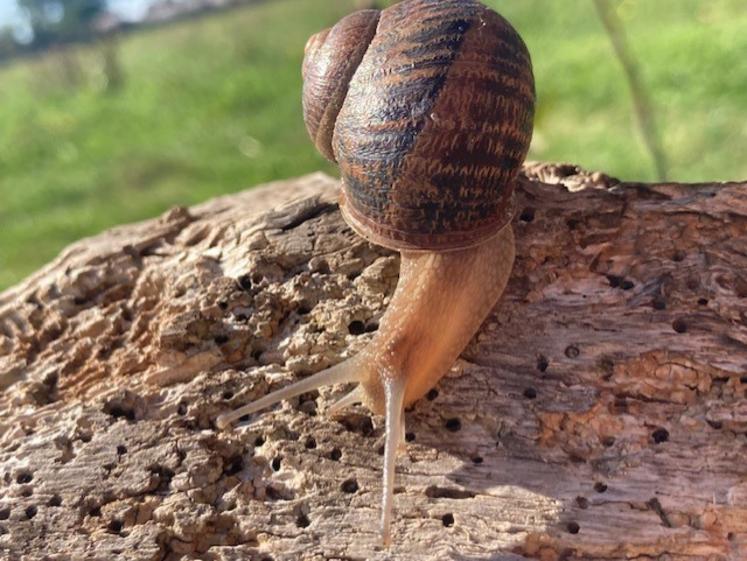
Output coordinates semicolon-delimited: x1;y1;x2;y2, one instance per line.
0;163;745;561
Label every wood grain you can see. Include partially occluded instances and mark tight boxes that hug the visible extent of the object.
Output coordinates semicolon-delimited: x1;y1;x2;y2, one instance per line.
0;163;745;561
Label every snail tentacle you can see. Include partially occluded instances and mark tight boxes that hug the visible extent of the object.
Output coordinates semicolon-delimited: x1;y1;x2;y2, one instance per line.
381;376;406;547
215;356;360;430
326;385;363;415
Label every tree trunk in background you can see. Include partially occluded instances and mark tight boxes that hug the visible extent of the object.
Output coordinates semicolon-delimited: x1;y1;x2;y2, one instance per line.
0;163;745;561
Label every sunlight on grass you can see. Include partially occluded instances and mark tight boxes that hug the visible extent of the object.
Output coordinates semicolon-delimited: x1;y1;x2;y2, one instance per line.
0;0;745;290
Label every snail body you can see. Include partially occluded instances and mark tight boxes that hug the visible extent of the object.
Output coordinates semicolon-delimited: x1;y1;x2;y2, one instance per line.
218;0;535;545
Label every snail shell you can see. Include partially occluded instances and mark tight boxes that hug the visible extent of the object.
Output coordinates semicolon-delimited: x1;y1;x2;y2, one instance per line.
303;0;535;251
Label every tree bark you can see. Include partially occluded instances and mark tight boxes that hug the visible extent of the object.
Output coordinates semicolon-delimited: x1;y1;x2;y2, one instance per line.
0;163;745;561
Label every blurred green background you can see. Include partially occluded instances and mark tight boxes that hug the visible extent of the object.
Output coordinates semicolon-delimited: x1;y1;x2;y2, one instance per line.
0;0;746;290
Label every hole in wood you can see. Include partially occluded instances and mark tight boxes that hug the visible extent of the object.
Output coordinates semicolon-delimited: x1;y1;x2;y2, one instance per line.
567;521;580;534
304;437;317;449
297;301;312;315
329;448;342;461
296;514;310;528
339;413;374;436
523;387;537;399
341;479;359;494
271;457;282;472
445;418;461;432
224;455;244;476
442;513;455;527
575;496;589;509
425;486;475;500
103;403;136;422
347;320;365;335
519;207;535;222
652;428;669;443
16;472;33;484
238;274;252;291
536;355;549;372
565;345;580;358
426;388;439;401
594;482;608;493
25;506;37;520
672;319;688;333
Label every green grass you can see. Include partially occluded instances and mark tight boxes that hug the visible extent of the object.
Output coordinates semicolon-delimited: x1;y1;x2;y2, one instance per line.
0;0;745;290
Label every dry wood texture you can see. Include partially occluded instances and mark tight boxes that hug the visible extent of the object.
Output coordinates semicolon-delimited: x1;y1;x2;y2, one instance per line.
0;163;745;561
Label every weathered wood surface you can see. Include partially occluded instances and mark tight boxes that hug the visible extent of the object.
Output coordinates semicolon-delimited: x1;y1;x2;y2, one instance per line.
0;163;746;561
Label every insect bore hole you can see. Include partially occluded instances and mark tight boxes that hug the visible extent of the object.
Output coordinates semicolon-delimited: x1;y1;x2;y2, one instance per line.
652;428;669;444
442;513;455;527
567;521;580;534
519;207;535;223
536;355;549;372
341;479;359;494
445;418;461;432
347;320;366;335
16;472;33;484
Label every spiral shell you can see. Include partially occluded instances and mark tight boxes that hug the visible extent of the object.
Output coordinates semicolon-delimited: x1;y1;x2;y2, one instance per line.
302;0;535;251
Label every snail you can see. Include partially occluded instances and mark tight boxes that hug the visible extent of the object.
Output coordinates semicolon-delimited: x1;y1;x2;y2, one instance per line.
217;0;535;545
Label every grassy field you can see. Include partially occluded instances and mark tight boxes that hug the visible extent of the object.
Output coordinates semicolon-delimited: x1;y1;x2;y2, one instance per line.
0;0;745;290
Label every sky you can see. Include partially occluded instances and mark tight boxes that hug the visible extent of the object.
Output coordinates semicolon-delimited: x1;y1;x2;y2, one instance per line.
0;0;161;32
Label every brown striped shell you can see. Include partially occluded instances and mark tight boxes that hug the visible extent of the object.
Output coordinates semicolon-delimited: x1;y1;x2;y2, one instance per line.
302;0;535;251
